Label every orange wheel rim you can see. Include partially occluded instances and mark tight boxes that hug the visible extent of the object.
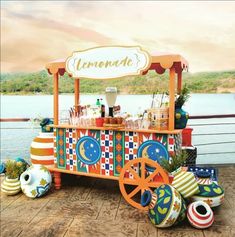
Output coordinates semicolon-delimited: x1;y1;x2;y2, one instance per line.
119;158;169;210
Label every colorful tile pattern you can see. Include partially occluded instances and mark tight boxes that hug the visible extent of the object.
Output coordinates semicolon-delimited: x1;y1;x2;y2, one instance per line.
56;128;66;169
65;129;77;171
53;128;57;165
124;131;138;179
113;131;125;176
100;130;114;176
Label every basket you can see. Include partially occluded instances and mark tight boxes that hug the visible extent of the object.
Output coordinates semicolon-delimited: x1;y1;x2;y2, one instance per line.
182;146;197;166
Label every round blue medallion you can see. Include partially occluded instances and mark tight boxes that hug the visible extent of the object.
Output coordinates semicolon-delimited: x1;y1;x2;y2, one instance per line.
76;136;101;165
137;140;169;171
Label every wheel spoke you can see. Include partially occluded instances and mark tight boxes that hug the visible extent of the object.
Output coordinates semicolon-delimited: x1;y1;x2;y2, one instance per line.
122;178;139;186
145;168;160;183
128;167;141;182
128;186;141;198
141;159;146;179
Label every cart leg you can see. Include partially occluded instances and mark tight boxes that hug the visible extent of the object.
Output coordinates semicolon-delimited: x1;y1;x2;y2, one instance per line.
54;172;61;190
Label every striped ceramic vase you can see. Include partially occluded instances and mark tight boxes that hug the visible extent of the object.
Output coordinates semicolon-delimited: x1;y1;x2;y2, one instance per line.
172;167;199;198
187;201;214;229
30;132;54;168
1;177;21;195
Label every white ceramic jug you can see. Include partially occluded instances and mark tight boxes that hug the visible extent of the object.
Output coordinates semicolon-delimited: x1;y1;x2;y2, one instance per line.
20;164;52;198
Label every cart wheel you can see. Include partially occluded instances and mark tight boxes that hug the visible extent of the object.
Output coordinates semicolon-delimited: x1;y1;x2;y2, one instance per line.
119;158;169;210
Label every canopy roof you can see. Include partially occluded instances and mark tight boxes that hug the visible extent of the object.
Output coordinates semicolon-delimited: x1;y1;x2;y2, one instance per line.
46;52;188;77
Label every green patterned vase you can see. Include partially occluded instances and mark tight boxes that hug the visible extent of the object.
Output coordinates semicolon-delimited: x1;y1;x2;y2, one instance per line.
141;184;183;228
1;177;21;195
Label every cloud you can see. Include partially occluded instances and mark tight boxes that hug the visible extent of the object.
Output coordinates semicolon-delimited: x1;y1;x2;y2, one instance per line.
1;1;235;72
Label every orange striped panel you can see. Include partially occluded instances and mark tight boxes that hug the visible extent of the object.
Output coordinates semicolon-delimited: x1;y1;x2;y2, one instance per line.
30;147;54;156
34;137;54;143
31;159;54;165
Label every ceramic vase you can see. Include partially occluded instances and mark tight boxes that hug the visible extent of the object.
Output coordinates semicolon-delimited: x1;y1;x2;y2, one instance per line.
20;164;52;198
175;106;189;129
187;201;214;229
1;177;21;195
174;196;187;225
172;167;199;199
30;132;54;168
191;171;224;207
141;184;183;228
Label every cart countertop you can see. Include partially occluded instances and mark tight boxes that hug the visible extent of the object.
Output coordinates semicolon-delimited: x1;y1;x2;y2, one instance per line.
51;124;182;134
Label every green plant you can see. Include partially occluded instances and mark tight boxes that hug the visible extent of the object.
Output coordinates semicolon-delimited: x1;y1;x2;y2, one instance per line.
5;160;28;179
160;150;188;173
175;85;190;108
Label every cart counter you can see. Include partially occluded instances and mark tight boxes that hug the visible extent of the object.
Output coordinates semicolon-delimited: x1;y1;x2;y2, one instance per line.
52;124;182;179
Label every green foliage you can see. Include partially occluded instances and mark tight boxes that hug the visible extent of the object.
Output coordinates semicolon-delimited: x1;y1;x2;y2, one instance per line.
160;150;188;173
0;70;235;94
175;84;190;108
5;160;28;179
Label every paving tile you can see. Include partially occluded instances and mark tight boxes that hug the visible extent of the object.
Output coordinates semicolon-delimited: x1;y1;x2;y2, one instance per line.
97;198;121;220
137;222;157;237
1;194;50;223
18;216;73;237
0;191;23;212
115;198;149;223
158;229;204;237
66;219;137;237
37;198;102;219
203;225;234;237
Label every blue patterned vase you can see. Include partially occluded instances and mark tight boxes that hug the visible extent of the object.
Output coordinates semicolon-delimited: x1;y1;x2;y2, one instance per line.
175;106;189;129
141;184;183;228
191;171;224;207
20;164;52;198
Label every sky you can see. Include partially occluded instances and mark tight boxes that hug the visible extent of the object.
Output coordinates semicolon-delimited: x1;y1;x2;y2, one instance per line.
1;1;235;73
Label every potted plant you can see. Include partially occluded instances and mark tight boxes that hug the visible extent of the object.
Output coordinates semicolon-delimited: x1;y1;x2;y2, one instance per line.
175;85;190;129
1;160;27;195
160;150;199;199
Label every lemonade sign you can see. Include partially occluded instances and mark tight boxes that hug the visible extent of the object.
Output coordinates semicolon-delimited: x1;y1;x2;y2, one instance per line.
66;46;151;79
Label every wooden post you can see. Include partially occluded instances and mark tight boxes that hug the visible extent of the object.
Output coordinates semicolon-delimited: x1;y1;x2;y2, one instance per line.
177;70;182;94
53;73;59;125
169;68;175;130
74;78;80;112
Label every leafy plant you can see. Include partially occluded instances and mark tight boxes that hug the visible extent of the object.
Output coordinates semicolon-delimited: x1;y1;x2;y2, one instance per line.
160;150;188;173
175;85;190;108
5;160;28;179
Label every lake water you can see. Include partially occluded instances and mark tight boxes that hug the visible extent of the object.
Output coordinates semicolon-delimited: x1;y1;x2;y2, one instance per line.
1;94;235;164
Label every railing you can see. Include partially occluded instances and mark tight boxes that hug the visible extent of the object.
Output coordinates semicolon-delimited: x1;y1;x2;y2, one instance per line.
1;115;235;164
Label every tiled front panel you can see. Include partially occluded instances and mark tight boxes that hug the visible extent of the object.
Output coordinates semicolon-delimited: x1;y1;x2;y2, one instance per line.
54;128;182;177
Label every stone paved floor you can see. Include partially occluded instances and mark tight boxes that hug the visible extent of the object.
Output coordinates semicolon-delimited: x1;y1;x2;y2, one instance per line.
1;165;235;237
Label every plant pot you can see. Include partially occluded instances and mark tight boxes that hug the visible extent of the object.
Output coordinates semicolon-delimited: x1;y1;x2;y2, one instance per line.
30;132;54;168
171;167;199;199
1;177;21;196
20;164;52;198
187;201;214;229
95;117;104;127
191;171;224;207
141;184;183;228
175;106;189;129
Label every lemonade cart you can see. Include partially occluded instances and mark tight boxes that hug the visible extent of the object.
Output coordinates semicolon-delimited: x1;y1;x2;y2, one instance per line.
46;46;188;209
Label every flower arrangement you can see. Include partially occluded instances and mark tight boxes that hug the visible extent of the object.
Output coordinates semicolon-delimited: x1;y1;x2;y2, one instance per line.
5;160;28;179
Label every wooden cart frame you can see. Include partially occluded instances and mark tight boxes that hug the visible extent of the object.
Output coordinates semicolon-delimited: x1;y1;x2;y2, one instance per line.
46;47;188;209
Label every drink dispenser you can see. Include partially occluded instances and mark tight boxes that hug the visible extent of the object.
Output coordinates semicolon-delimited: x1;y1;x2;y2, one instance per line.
105;87;117;117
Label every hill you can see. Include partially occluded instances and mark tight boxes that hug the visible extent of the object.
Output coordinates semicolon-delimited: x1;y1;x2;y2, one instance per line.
0;70;235;94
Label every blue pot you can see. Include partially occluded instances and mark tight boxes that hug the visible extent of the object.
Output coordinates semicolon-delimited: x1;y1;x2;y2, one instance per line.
40;118;54;133
175;106;189;129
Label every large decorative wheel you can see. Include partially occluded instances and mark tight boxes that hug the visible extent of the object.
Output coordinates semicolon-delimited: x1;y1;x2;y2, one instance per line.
119;158;170;210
